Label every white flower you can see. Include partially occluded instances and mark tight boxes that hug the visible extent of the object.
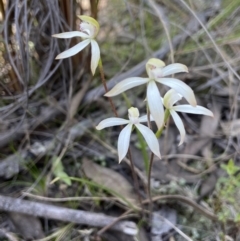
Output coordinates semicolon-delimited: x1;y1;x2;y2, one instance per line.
105;58;196;130
96;107;161;163
52;15;100;75
163;89;214;146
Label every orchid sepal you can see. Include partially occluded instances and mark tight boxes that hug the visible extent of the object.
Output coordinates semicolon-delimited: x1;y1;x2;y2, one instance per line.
118;124;132;163
55;39;90;59
104;77;149;97
156;77;197;107
170;110;185;146
52;31;89;39
135;123;161;159
172;105;214;117
147;80;164;129
96;118;130;130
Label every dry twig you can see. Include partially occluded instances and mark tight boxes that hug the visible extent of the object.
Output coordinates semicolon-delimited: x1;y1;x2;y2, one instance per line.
0;195;138;236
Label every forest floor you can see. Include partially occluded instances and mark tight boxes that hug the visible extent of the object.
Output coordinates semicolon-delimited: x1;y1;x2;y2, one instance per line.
0;0;240;240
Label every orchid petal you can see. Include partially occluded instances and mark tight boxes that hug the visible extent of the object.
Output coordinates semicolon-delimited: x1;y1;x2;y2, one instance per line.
96;118;129;130
78;15;100;35
105;77;149;97
173;105;214;117
156;77;197;107
146;58;165;77
128;107;140;124
162;63;188;77
135;123;161;159
90;40;100;75
170;110;185;146
118;124;132;163
52;31;89;39
128;107;139;118
163;89;182;109
138;115;154;123
55;39;91;59
79;22;95;38
147;80;164;129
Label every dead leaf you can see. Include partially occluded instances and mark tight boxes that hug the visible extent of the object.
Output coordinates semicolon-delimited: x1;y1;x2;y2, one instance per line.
81;158;138;207
69;78;91;120
9;213;44;240
198;173;218;201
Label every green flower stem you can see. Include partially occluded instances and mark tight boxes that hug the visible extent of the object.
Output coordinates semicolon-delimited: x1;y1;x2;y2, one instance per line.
137;130;149;173
155;109;170;138
148;109;171;195
122;92;131;108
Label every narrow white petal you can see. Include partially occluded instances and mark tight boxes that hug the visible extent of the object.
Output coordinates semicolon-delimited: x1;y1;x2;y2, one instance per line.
118;124;132;163
135;123;161;159
163;89;182;109
138;115;154;123
170;110;185;146
147;81;164;129
96;118;129;130
52;31;89;39
55;39;91;59
162;63;188;76
173;105;214;117
156;78;197;107
90;40;100;75
104;78;149;97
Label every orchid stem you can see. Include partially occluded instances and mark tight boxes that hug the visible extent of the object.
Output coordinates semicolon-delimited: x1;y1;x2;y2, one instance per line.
127;149;143;209
98;58;118;117
147;152;154;216
156;109;170;138
147;109;171;218
122;92;131;107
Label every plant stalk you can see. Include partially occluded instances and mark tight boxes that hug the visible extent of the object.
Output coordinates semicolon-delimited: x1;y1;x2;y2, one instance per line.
98;58;118;117
147;109;171;217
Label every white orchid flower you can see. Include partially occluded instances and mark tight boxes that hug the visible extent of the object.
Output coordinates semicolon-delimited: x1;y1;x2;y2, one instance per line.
96;107;161;163
163;89;214;146
52;15;100;75
105;58;196;130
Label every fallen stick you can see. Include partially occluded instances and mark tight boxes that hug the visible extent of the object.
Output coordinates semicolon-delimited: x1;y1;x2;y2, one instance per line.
0;195;138;236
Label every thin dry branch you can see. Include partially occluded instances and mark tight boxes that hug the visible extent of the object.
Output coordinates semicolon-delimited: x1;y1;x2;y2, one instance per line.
0;195;138;236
